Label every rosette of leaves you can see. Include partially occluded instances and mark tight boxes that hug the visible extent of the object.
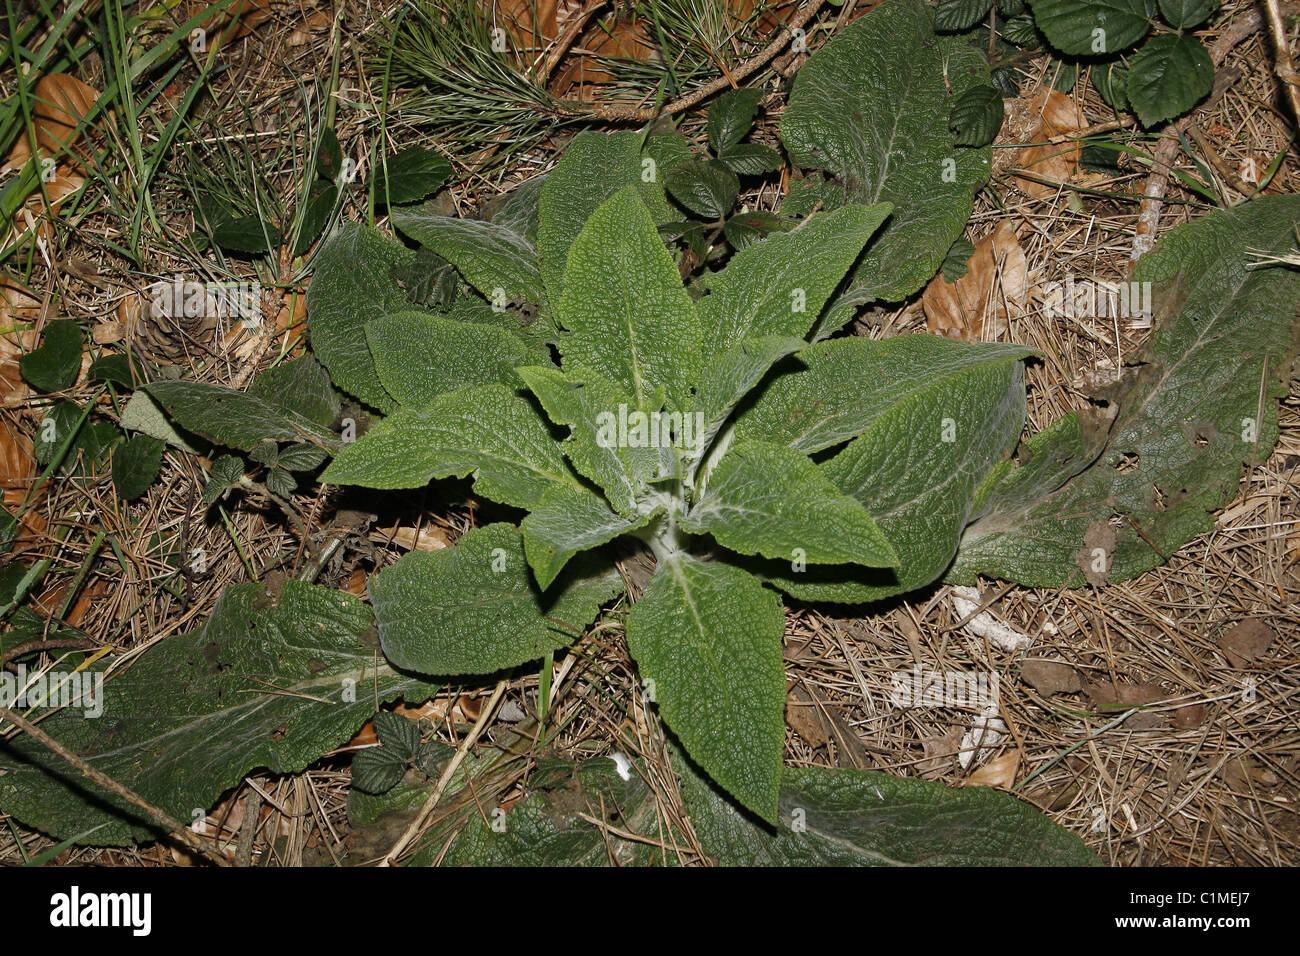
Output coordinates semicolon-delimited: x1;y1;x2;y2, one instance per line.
313;124;1039;821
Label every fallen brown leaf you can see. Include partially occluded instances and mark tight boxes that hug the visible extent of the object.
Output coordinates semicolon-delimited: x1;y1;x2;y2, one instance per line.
1218;619;1274;668
965;750;1020;789
1020;659;1083;696
922;220;1027;341
1010;89;1087;199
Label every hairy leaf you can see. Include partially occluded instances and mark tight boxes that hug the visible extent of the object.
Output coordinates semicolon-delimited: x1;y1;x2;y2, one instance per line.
321;384;575;508
685;440;898;568
145;380;342;453
390;207;546;308
952;195;1300;586
556;186;700;410
625;556;785;822
522;483;653;589
0;581;436;844
678;757;1100;866
369;523;623;675
366;310;545;407
780;0;992;327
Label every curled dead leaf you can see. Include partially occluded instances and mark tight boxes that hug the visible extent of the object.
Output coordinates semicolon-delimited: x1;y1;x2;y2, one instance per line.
922;220;1027;341
964;749;1020;789
1009;89;1088;199
33;74;99;157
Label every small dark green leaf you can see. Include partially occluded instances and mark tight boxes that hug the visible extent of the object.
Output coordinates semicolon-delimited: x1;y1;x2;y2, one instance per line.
372;711;422;758
315;126;343;184
1001;14;1041;45
718;143;783;176
293;179;338;257
1092;60;1129;110
373;145;452;206
350;746;407;795
202;454;244;506
248;354;340;428
20;320;82;393
664;159;740;221
88;353;142;388
211;215;281;255
1157;0;1216;29
249;440;279;467
111;435;164;501
1027;0;1154;55
723;211;785;251
950;85;1005;147
275;443;328;472
941;237;976;281
707;88;764;153
1126;33;1213;127
936;0;994;32
264;466;297;497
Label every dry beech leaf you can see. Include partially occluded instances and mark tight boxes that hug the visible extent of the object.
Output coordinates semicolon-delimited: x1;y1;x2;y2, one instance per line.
1218;619;1274;668
1010;89;1087;199
374;523;452;552
922;220;1027;341
965;750;1020;789
33;74;98;157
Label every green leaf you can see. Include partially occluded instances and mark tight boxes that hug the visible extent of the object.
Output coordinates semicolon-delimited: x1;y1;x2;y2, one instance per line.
698;203;892;352
1091;60;1130;111
275;443;328;472
516;365;667;514
144;381;341;453
1157;0;1216;29
734;336;1033;602
436;755;666;866
293;179;338;257
265;465;297;497
950;85;1005;148
0;581;436;844
249;440;279;467
556;186;700;411
664;159;739;221
780;0;993;324
20;319;82;393
350;745;408;795
942;237;976;281
390;206;546;307
315;126;343;184
111;435;164;501
248;354;340;427
722;211;784;250
373;145;452;206
202;454;244;505
952;195;1300;587
717;143;783;176
685;440;897;568
369;523;623;675
366;310;544;407
88;353;141;388
678;758;1100;866
1125;34;1213;128
692;335;807;462
935;0;994;32
522;483;653;589
1026;0;1154;55
321;384;574;508
307;223;415;412
625;555;785;823
210;215;281;254
490;175;546;243
707;88;764;153
537;131;672;302
372;711;422;758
